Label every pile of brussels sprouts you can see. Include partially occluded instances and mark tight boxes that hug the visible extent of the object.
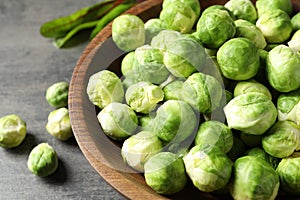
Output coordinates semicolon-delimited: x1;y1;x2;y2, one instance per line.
87;0;300;198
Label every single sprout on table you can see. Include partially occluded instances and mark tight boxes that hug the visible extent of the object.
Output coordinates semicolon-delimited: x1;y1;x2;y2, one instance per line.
234;19;267;49
195;9;236;49
256;0;293;17
256;9;293;44
181;72;224;114
45;81;69;108
86;70;124;109
46;107;73;141
217;37;260;81
27;143;58;177
121;131;163;172
262;121;300;158
125;81;164;114
288;30;300;52
224;92;277;135
277;88;300;125
266;45;300;92
97;102;138;141
183;145;233;192
229;156;280;200
112;14;145;52
276;152;300;195
0;114;26;148
233;79;272;100
224;0;257;23
195;120;233;153
144;152;187;195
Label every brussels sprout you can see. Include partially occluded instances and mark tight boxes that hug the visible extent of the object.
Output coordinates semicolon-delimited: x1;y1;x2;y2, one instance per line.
112;14;145;52
144;152;187;195
244;147;280;169
159;0;200;33
195;9;236;49
121;51;135;76
150;30;182;51
224;92;277;135
162;80;184;101
217;37;260;81
144;18;167;44
256;9;293;44
266;45;300;92
229;156;280;200
183;145;233;192
138;115;153;128
163;35;206;78
256;0;293;17
97;102;138;140
45;81;69;108
125;81;164;114
291;12;300;30
0;114;26;148
46;107;73;141
202;5;235;20
146;100;197;143
195;121;233;153
121;131;163;172
86;70;124;109
234;19;267;49
224;0;257;23
262;121;300;158
288;30;300;52
181;72;224;114
240;132;262;147
227;133;247;161
233;79;272;100
27;143;58;177
276;152;300;195
277;89;300;125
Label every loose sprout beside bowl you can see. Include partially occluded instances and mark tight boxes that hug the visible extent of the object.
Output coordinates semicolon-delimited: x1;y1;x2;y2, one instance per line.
79;0;300;199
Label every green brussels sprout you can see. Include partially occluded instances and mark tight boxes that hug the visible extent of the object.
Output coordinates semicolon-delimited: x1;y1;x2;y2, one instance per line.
27;143;58;177
144;152;187;195
229;156;280;200
146;100;197;143
121;51;135;76
46;107;73;141
195;121;233;153
150;30;182;51
244;147;280;169
233;79;272;100
162;80;184;101
227;133;248;161
97;102;138;140
181;72;224;114
276;152;300;195
224;0;257;23
262;121;300;158
240;132;262;147
256;0;293;17
112;14;145;52
125;81;164;114
163;35;206;78
224;92;277;135
144;18;167;44
266;45;300;92
159;0;200;33
277;89;300;125
86;70;124;109
202;5;235;20
291;12;300;30
256;9;293;44
288;30;300;52
234;19;267;49
138;115;153;128
0;114;26;148
183;145;233;192
195;9;236;49
217;37;260;81
121;131;163;172
45;81;69;108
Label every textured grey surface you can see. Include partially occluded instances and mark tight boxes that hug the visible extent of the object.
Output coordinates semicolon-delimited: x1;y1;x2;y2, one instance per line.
0;0;125;199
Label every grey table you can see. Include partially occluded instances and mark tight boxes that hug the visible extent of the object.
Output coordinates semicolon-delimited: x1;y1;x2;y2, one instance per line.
0;0;125;199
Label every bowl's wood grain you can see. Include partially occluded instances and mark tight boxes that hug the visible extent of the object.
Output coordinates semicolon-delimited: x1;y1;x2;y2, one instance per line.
69;0;300;199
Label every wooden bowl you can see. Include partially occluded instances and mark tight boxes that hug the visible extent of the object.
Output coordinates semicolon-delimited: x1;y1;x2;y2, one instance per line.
69;0;300;199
